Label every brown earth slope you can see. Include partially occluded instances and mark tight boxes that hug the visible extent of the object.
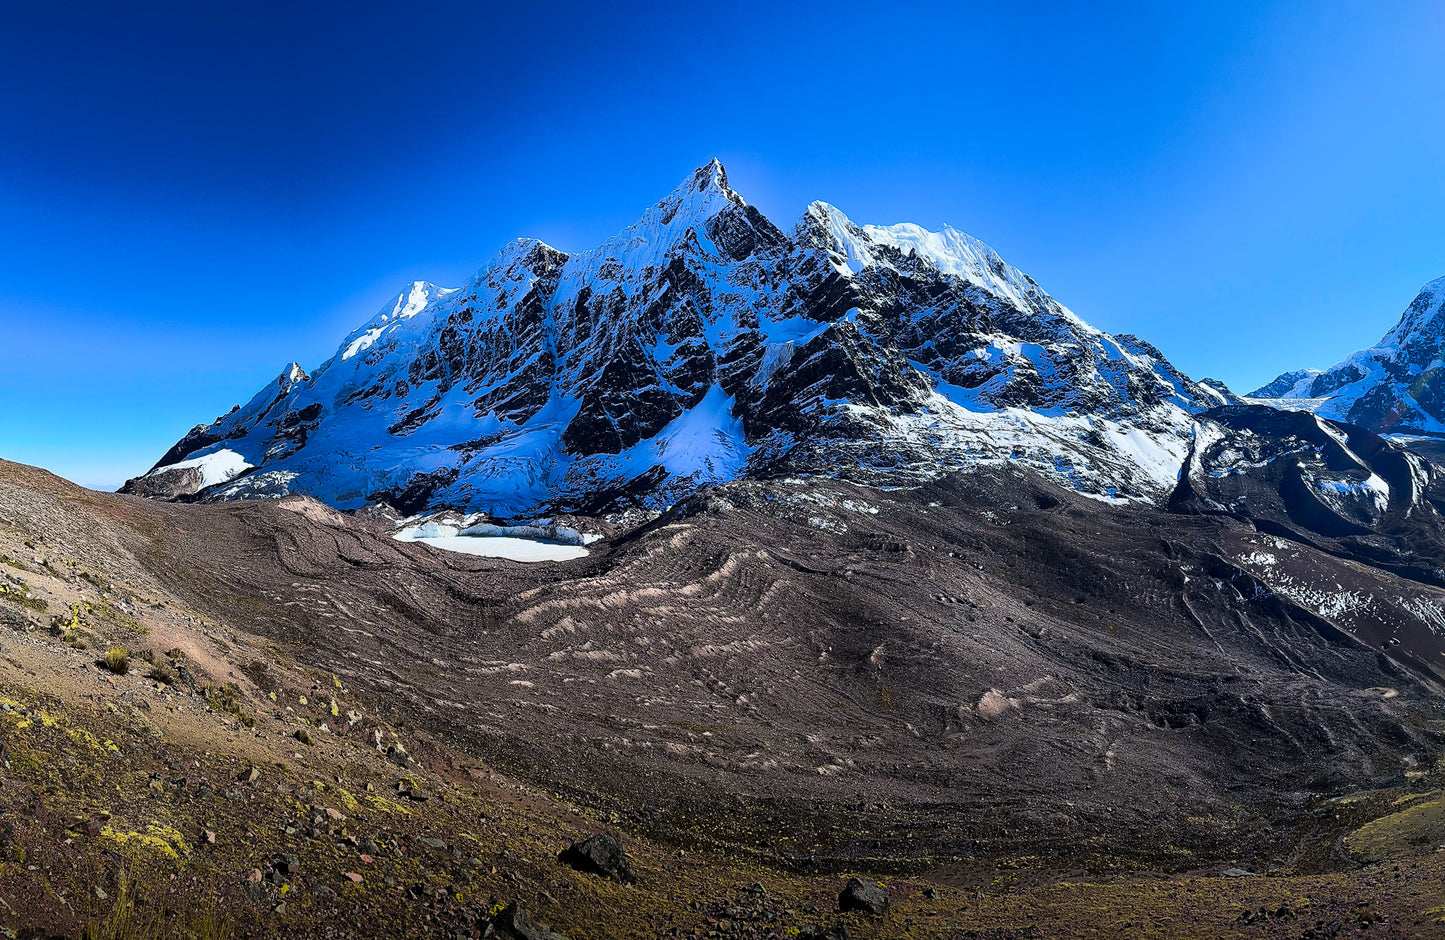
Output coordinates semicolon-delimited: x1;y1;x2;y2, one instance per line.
1;458;1444;938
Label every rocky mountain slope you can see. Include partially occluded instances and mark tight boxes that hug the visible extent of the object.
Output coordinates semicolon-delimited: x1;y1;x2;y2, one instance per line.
1250;276;1445;435
124;162;1230;516
10;457;1445;937
1173;404;1445;633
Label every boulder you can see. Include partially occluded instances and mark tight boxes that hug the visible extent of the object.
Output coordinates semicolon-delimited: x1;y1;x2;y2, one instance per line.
494;901;570;940
838;877;888;915
798;925;850;940
558;833;635;885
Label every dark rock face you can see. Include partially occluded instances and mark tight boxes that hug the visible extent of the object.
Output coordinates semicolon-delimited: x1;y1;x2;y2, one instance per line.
1171;405;1445;669
1173;405;1445;578
558;833;635;885
119;464;206;501
1176;407;1400;534
837;878;888;915
128;161;1230;516
366;467;460;518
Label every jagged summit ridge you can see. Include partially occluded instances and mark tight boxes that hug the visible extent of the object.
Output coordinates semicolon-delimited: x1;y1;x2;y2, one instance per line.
1250;277;1445;434
802;201;1063;321
123;162;1229;515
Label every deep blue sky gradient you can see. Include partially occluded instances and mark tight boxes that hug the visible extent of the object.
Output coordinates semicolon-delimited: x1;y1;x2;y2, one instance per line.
4;1;1444;488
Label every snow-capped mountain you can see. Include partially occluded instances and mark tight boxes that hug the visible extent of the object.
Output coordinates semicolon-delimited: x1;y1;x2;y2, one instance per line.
1249;277;1445;434
1246;368;1322;401
123;161;1231;516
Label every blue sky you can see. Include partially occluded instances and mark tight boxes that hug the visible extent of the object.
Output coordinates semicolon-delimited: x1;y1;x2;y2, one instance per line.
3;1;1444;489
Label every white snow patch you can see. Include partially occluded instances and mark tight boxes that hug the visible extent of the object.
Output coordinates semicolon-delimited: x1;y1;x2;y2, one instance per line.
653;385;751;478
148;448;253;488
393;530;590;562
341;325;388;361
1310;472;1390;513
1397;596;1445;635
393;514;594;561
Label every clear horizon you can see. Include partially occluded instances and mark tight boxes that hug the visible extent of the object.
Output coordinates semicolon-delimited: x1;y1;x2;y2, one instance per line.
4;1;1445;490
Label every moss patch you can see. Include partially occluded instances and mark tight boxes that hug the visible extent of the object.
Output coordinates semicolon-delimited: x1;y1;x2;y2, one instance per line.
1344;791;1445;862
101;825;190;861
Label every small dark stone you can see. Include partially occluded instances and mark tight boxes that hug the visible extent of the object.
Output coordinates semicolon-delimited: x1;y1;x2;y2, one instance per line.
558;833;636;885
838;877;888;915
494;901;570;940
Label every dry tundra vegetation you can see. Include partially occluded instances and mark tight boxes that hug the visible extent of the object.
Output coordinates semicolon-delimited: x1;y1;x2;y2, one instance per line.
0;457;1443;937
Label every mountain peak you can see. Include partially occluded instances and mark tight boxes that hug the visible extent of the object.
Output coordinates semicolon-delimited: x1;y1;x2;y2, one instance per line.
131;162;1226;516
684;158;730;195
663;159;744;212
482;237;566;276
586;162;750;267
1254;274;1445;433
334;281;454;363
1379;274;1445;350
1246;368;1322;400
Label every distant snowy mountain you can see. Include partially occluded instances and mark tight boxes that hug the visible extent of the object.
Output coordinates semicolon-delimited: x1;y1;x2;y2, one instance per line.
1246;368;1321;400
124;161;1231;516
1250;277;1445;435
